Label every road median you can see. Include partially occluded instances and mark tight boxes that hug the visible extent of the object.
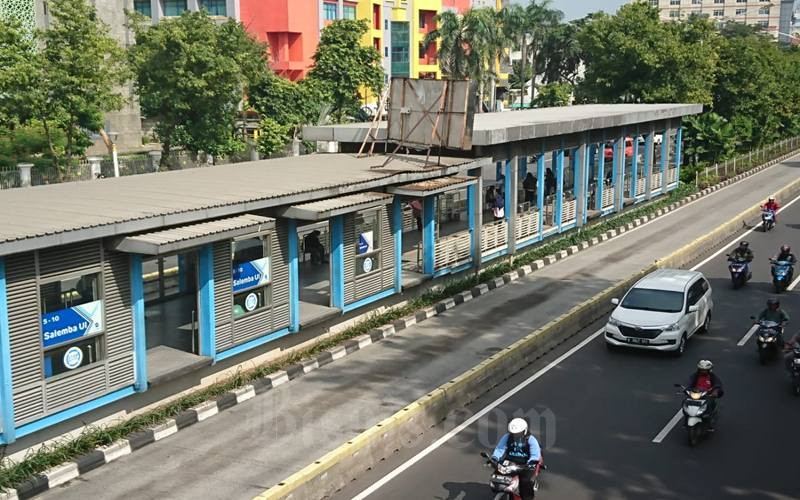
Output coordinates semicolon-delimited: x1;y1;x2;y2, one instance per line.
259;168;800;500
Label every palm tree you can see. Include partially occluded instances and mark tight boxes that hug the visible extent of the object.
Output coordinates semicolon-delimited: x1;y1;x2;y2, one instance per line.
501;0;563;108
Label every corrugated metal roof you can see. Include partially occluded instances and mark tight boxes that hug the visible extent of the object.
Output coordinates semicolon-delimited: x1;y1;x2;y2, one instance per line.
387;176;476;196
112;214;274;255
275;192;394;221
0;153;483;256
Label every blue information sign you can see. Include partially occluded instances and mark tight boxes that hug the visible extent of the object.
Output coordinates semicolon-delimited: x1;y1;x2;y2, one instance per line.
41;300;104;349
232;257;270;293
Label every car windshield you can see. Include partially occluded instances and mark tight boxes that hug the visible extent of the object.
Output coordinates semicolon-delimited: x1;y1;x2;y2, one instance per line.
620;288;684;313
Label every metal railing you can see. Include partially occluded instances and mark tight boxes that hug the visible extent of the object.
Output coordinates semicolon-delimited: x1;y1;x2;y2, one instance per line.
434;230;471;271
515;210;539;242
698;137;800;186
481;219;508;254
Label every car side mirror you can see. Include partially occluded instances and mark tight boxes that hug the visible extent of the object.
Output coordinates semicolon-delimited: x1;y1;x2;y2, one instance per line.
688;305;699;313
611;298;619;305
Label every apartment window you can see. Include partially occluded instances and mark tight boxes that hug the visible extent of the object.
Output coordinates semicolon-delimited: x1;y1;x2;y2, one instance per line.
384;19;389;30
758;7;770;15
343;4;356;20
649;0;658;6
231;235;272;317
713;9;723;16
735;8;746;15
691;0;701;4
162;0;187;16
756;20;769;29
385;46;389;57
736;0;746;3
670;0;680;5
134;0;151;17
714;0;724;4
323;2;337;21
354;210;381;277
669;10;680;17
200;0;226;16
40;273;104;378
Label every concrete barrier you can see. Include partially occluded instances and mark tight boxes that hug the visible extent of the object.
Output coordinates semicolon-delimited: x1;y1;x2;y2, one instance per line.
258;174;800;500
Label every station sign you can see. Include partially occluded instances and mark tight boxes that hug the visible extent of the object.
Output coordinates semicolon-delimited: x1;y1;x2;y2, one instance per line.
41;300;104;349
232;257;270;293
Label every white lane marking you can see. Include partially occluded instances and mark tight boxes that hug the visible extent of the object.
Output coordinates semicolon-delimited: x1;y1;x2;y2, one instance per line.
652;410;683;444
351;328;605;500
687;189;800;272
788;273;800;291
737;324;760;347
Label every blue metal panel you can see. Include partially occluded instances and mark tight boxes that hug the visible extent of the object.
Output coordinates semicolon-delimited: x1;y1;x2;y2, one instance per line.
555;150;564;232
482;248;509;264
342;288;396;313
644;133;653;198
392;198;403;294
661;130;669;189
433;260;474;279
467;183;476;262
0;259;16;443
582;144;590;224
422;196;435;275
215;327;292;362
596;142;606;211
572;148;580;196
130;255;147;392
631;129;640;202
330;215;345;309
198;244;216;359
536;153;545;241
611;140;619;213
287;220;300;332
675;126;683;187
12;386;135;442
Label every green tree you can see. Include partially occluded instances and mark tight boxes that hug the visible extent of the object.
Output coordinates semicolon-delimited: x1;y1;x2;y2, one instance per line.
0;0;126;167
306;19;383;122
536;20;582;85
128;11;269;167
249;72;328;142
576;3;718;105
682;112;735;165
255;117;291;158
532;82;572;108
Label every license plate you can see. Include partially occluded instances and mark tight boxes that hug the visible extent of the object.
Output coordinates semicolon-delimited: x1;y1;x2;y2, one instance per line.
626;337;650;345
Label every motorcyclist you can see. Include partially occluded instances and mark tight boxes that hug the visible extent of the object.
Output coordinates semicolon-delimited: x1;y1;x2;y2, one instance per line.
491;418;542;500
687;360;724;429
773;244;797;265
756;298;789;344
763;196;780;222
784;331;800;371
729;241;753;263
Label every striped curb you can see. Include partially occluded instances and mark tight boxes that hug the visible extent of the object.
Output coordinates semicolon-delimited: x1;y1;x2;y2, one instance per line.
4;149;797;500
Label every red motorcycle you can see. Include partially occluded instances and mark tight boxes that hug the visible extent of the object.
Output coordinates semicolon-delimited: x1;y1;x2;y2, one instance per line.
480;451;545;499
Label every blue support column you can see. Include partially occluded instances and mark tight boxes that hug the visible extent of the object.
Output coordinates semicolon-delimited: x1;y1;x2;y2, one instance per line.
287;220;300;332
467;183;476;261
572;148;580;196
503;160;512;222
0;259;16;443
198;244;216;359
536;153;545;241
644;133;654;199
330;215;345;309
631;130;640;201
611;141;619;213
660;130;669;194
392;198;403;294
596;143;606;212
582;143;591;225
675;126;683;187
615;136;626;212
555;149;564;232
130;255;147;392
422;196;435;275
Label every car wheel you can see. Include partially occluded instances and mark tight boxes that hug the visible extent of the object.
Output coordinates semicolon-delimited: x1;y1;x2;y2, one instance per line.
674;334;687;357
700;312;711;334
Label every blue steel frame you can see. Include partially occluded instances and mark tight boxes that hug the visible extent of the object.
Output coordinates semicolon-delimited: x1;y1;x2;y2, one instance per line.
330;215;345;308
555;149;564;232
392;198;403;294
0;259;15;443
596;140;606;212
198;244;216;358
536;152;545;241
287;220;300;332
674;126;683;186
631;128;640;203
422;196;435;275
644;133;654;199
130;255;147;392
610;140;619;214
660;130;669;194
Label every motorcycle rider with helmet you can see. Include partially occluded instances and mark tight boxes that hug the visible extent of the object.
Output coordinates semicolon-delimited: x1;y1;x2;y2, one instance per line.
729;241;753;263
763;196;780;222
491;418;542;500
783;331;800;370
687;360;724;430
773;244;797;265
756;298;790;345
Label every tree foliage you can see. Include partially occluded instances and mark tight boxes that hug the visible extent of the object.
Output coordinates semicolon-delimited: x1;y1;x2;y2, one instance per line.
306;19;383;122
127;11;269;166
532;82;572;108
0;0;126;166
682;112;735;165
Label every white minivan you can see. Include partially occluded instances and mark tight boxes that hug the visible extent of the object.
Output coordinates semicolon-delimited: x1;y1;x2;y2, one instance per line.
605;269;713;355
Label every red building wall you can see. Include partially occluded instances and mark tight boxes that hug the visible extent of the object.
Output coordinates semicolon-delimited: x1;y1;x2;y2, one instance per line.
442;0;472;12
240;0;320;81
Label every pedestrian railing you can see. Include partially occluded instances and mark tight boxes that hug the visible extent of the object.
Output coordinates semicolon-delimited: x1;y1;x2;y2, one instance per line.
515;210;539;242
562;198;577;224
434;230;472;271
481;219;508;254
698;137;800;186
601;186;614;209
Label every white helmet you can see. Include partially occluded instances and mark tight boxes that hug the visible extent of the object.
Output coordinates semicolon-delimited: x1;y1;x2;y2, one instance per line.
508;418;528;438
697;359;713;371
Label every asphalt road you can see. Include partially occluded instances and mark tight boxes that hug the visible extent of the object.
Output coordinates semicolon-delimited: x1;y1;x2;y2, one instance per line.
336;186;800;499
39;158;800;500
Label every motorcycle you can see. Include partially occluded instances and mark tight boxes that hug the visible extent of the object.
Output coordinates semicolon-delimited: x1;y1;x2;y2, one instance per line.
674;384;720;447
770;259;794;293
750;317;782;365
726;254;751;288
762;209;776;231
788;345;800;397
480;451;543;500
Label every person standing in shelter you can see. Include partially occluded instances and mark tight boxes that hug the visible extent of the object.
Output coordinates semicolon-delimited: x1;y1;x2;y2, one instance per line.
303;230;328;264
523;172;536;205
545;168;556;197
492;190;505;221
410;199;422;232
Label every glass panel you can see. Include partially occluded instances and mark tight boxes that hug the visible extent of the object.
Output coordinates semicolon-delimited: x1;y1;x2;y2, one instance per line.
233;286;269;317
43;336;101;379
134;0;152;17
40;273;99;313
162;0;187;16
200;0;226;16
343;5;356;20
323;2;337;20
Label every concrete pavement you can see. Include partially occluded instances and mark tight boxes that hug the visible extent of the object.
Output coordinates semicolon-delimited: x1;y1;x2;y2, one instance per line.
40;157;800;500
335;182;800;500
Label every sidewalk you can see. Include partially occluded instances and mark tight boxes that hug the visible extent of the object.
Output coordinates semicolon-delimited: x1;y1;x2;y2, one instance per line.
40;157;800;500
